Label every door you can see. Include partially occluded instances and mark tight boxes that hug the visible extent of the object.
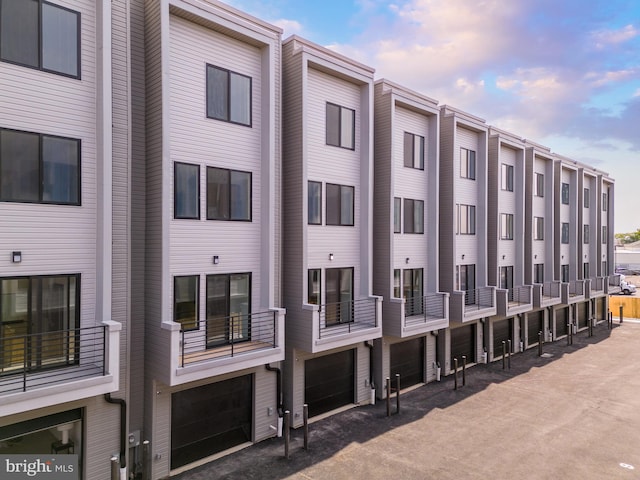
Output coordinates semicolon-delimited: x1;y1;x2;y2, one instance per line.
403;269;423;316
305;349;354;417
450;324;475;366
556;307;568;337
325;268;353;325
458;265;476;305
500;266;514;301
527;310;544;347
390;337;425;388
577;302;588;329
492;318;512;359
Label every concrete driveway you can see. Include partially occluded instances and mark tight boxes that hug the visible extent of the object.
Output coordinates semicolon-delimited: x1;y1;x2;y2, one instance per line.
175;320;640;480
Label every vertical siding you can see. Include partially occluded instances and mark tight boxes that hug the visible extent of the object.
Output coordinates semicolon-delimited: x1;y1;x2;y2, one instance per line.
439;114;455;292
487;136;499;286
455;126;481;271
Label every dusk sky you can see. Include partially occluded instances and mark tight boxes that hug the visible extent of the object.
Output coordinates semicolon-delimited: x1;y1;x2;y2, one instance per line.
227;0;640;232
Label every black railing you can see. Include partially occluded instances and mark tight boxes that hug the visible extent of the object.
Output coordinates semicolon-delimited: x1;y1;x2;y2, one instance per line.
180;310;277;367
464;287;494;310
0;325;106;395
542;281;561;298
508;286;530;306
318;298;377;339
569;280;584;297
404;293;446;327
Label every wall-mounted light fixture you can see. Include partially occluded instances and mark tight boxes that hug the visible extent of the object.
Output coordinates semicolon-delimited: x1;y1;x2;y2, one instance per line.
534;254;537;259
502;255;506;260
461;254;465;260
329;253;334;261
11;251;21;263
405;257;410;264
212;255;219;265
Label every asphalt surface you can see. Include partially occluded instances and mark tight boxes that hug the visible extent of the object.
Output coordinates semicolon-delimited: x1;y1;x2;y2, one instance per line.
174;319;640;480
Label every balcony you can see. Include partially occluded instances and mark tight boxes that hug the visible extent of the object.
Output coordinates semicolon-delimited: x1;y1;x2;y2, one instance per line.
164;308;285;386
561;280;586;304
533;281;562;308
383;293;449;338
496;285;533;316
449;287;497;323
587;277;606;298
608;274;621;294
0;321;121;417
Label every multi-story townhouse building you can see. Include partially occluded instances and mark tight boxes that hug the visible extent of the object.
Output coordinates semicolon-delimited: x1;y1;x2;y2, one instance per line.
486;128;533;360
438;106;497;374
142;1;284;476
0;1;130;478
601;174;618;294
372;79;447;394
282;35;382;425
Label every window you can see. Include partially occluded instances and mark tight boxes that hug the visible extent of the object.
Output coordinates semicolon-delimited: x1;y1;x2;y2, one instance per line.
207;167;251;221
561;182;570;204
325;267;353;325
500;266;513;291
584;262;589;279
583;225;590;244
460;148;476;180
458;204;476;235
206;273;250;346
174;162;199;219
0;274;79;374
393;269;401;298
308;269;320;305
561;223;569;244
0;128;80;204
174;276;198;331
0;0;80;78
393;197;401;233
534;217;544;240
501;164;513;191
534;263;544;284
326;183;354;226
206;64;251;126
457;264;476;305
326;103;355;149
602;193;608;211
403;132;424;169
404;198;424;234
561;265;569;283
500;213;514;240
583;188;590;208
308;181;322;225
403;268;423;316
535;173;544;197
602;226;607;243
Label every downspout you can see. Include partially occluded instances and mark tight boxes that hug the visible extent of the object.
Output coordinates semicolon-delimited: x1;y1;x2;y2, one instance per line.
104;393;127;472
265;364;283;416
364;341;375;390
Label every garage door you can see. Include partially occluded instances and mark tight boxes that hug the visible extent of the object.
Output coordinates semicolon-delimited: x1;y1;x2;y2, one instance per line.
577;302;588;329
171;374;252;469
492;318;512;359
305;349;354;418
527;310;544;347
556;307;568;337
597;298;606;321
450;324;475;366
390;337;425;388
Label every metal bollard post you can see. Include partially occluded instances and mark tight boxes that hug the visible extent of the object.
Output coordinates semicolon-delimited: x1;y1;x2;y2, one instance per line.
507;339;512;369
538;331;543;356
567;323;570;345
386;377;391;417
142;440;151;480
502;341;506;370
620;305;624;324
110;456;119;480
589;318;593;337
462;355;466;386
453;358;458;390
303;404;309;451
395;373;401;414
284;410;291;459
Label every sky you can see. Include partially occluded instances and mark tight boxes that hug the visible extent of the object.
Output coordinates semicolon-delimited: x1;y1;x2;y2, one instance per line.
228;0;640;233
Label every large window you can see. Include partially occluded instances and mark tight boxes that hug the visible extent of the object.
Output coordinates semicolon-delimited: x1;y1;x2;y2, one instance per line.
500;213;514;240
0;0;80;78
1;274;80;374
561;265;569;283
501;164;513;191
206;64;251;126
561;182;570;205
326;103;355;150
583;188;590;208
174;162;199;219
206;273;250;346
457;264;476;305
534;173;544;197
602;193;608;211
561;223;570;244
393;269;401;298
460;148;476;180
602;226;607;243
583;225;590;244
174;276;198;331
404;132;424;169
404;198;424;234
534;217;544;240
326;183;354;226
308;181;322;225
325;268;353;325
1;128;80;205
403;268;423;316
207;167;251;221
534;263;544;284
500;266;513;291
458;204;476;235
393;197;401;233
308;269;321;305
584;262;590;279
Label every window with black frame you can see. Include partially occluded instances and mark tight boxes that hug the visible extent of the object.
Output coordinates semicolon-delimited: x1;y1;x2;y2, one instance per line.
206;273;250;347
403;269;423;316
326;102;355;150
206;64;251;126
325;268;353;325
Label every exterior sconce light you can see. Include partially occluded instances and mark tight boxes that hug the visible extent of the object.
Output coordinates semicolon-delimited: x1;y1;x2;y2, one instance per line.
461;254;465;260
534;254;537;259
329;253;334;261
502;255;506;260
406;257;410;264
213;255;219;264
11;251;21;263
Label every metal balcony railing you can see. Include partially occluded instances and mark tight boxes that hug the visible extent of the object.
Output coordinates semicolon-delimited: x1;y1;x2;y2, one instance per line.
464;287;494;311
569;280;584;297
609;274;621;288
541;281;561;298
508;286;531;305
318;298;377;339
0;325;106;395
180;310;277;367
404;293;446;327
592;277;605;291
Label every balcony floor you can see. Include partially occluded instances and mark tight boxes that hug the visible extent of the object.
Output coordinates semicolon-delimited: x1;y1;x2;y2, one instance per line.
181;340;274;367
0;363;104;397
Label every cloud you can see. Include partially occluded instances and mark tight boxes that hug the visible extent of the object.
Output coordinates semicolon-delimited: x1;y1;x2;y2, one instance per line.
591;24;639;49
271;18;303;36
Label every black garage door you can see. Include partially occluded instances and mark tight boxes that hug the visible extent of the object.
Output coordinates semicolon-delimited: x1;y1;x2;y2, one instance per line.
171;374;252;469
493;318;512;359
450;324;475;366
390;337;425;388
597;298;606;321
305;349;354;418
577;302;588;329
528;310;544;347
556;307;568;337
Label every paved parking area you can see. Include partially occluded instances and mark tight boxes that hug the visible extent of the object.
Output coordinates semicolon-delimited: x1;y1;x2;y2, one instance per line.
175;320;640;480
